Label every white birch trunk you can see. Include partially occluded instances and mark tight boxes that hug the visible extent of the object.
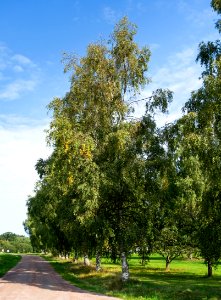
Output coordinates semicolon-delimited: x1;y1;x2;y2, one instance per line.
84;254;90;266
121;252;129;282
96;252;101;271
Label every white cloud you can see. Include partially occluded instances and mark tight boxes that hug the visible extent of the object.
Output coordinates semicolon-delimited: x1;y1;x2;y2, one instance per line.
153;47;202;101
0;117;51;235
0;46;40;101
132;46;202;125
12;54;33;65
0;79;38;100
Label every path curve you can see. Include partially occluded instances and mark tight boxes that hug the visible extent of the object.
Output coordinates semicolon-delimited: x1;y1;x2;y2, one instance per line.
0;255;121;300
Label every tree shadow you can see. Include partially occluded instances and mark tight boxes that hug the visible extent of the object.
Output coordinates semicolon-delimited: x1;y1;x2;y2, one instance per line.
0;255;119;299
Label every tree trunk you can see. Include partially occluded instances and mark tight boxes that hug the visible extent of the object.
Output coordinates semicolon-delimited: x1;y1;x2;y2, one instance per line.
73;250;78;263
141;250;147;266
84;254;90;266
121;252;129;282
96;251;101;271
166;256;170;272
208;260;213;277
111;246;117;263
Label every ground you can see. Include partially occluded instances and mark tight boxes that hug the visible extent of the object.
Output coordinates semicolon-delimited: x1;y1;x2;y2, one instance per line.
0;255;120;300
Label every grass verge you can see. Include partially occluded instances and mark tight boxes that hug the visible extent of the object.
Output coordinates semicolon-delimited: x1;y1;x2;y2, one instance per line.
0;253;21;277
43;254;221;300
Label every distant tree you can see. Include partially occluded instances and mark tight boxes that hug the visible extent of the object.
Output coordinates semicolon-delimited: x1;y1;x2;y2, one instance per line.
0;232;17;242
0;232;32;253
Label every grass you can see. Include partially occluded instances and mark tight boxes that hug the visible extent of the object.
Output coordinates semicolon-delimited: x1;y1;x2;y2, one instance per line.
0;253;21;277
42;254;221;300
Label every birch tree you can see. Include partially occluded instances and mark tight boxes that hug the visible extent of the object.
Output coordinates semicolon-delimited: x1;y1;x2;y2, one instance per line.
181;0;221;276
26;17;151;281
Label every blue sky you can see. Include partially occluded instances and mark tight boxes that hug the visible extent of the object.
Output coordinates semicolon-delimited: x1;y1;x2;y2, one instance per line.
0;0;219;235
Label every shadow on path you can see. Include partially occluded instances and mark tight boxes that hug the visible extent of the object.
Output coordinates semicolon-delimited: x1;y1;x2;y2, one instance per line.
0;255;119;300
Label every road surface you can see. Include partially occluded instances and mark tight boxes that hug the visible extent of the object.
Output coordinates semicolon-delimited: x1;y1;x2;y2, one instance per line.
0;255;120;300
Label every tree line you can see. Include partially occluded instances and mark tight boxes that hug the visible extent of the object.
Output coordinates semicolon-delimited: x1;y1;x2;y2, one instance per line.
0;232;32;253
24;0;221;280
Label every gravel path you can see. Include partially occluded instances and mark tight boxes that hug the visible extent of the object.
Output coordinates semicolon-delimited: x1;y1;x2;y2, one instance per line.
0;255;121;300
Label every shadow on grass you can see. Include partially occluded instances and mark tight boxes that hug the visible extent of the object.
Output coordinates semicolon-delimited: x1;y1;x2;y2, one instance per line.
46;256;221;300
110;275;221;300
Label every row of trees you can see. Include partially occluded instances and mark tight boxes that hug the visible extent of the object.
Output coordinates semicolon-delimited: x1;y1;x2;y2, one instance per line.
25;1;221;279
0;232;32;253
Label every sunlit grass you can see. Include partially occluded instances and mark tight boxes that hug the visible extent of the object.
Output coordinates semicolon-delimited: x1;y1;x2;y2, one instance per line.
0;253;21;277
43;254;221;300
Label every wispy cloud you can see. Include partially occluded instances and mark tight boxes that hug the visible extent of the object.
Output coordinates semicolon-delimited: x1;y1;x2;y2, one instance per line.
0;79;38;100
103;6;119;24
132;46;202;125
177;0;215;28
0;46;40;101
13;65;24;73
12;54;33;65
154;48;202;95
149;43;160;52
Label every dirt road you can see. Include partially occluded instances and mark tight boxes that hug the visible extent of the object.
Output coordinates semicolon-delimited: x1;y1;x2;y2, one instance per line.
0;255;120;300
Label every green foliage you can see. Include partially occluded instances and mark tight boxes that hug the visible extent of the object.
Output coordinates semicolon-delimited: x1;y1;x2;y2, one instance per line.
181;2;221;276
0;232;32;253
26;16;154;267
146;88;173;114
25;3;221;283
212;0;221;13
110;17;151;95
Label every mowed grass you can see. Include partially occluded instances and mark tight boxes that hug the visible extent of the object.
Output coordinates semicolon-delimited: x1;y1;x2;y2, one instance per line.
43;254;221;300
0;253;21;277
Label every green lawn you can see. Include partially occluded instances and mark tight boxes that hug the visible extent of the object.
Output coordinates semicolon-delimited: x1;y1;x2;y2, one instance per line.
43;254;221;300
0;253;21;277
